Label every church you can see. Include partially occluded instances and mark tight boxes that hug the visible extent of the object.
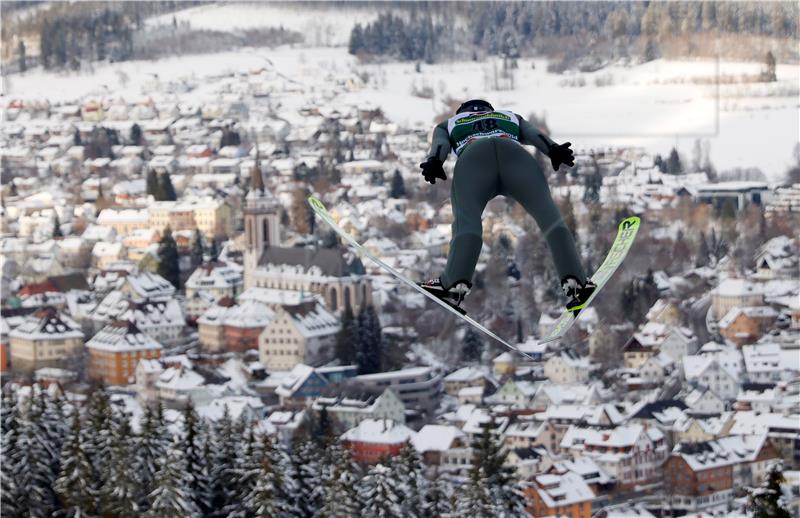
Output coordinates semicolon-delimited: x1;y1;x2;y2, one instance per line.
242;161;372;313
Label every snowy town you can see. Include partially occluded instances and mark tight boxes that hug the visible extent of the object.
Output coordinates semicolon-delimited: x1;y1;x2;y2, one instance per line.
2;2;800;517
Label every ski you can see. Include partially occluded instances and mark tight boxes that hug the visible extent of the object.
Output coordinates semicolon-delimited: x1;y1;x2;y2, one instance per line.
308;196;534;360
538;215;641;344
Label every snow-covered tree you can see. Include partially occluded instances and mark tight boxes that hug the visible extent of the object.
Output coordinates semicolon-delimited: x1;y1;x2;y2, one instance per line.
242;434;295;517
316;444;361;517
135;403;169;509
146;443;199;517
208;406;239;517
749;462;791;518
54;413;96;516
358;463;403;518
424;474;454;517
180;399;209;513
393;442;426;517
99;417;140;517
1;390;23;516
292;439;322;515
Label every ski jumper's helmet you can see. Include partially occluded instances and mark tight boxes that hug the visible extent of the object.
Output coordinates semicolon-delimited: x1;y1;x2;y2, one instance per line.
456;99;494;114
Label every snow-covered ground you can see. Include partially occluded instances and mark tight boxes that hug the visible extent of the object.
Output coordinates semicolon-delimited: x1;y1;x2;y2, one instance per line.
147;2;382;46
4;2;798;180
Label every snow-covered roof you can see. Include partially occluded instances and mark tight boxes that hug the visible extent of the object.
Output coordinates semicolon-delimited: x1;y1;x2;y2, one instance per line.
8;307;83;341
533;471;595;507
411;424;465;453
86;320;162;353
674;434;770;471
444;366;487;383
718;306;778;328
341;418;415;445
123;272;176;300
156;366;205;391
274;364;321;398
185;262;243;291
714;278;763;297
277;300;340;339
742;343;800;375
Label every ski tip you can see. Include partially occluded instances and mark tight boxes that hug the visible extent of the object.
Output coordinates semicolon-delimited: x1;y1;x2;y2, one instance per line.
307;196;326;213
619;216;641;231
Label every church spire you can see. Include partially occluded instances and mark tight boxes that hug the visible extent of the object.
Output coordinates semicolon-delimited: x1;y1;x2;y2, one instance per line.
250;140;264;193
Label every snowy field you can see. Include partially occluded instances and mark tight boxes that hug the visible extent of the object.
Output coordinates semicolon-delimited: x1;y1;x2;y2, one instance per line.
3;1;798;179
147;2;382;47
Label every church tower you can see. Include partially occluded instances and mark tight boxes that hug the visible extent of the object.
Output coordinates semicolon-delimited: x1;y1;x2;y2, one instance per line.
243;145;281;289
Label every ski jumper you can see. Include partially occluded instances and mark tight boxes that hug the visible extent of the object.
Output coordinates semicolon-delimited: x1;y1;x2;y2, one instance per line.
426;110;586;290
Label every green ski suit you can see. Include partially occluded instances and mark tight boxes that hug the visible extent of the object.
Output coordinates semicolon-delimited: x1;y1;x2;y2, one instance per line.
426;110;585;290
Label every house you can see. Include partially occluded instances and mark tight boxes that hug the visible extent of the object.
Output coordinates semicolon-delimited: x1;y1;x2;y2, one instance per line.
9;306;84;372
492;351;516;377
135;358;164;404
274;364;330;407
665;435;782;513
559;424;667;490
683;354;741;401
86;320;162;385
220;299;275;353
184;261;244;318
356;366;443;414
544;350;591;384
742;342;800;384
264;409;307;446
524;472;595;518
312;386;406;430
411;424;470;472
340;418;415;464
711;278;764;320
443;366;490;396
196;296;236;351
155;364;227;409
488;379;538;408
508;446;553;479
504;417;560;452
719;306;779;347
638;351;675;384
258;300;339;370
684;387;726;414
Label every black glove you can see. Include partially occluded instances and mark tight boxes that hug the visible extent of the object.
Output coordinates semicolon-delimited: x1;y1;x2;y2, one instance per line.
419;156;447;184
548;141;575;171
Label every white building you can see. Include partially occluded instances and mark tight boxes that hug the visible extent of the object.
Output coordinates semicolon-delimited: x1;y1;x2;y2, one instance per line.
544;350;591;384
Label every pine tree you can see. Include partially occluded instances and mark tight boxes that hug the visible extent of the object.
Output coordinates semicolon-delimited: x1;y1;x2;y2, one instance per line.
99;417;140;517
358;463;403;517
466;421;527;517
135;404;169;510
462;327;484;363
335;304;358;364
146;443;199;517
393;442;426;517
292;439;322;515
357;304;383;374
317;444;361;517
52;212;63;238
208;407;238;517
1;390;23;516
146;168;158;197
55;412;97;516
228;426;260;516
695;231;710;267
208;238;219;262
667;147;683;174
156;172;177;201
390;170;406;198
749;462;791;518
190;229;205;268
157;227;180;289
313;407;335;446
179;399;208;512
424;474;453;517
242;433;295;517
130;123;143;146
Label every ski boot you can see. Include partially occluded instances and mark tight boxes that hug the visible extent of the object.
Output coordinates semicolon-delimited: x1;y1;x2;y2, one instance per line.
418;277;472;315
561;275;597;315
